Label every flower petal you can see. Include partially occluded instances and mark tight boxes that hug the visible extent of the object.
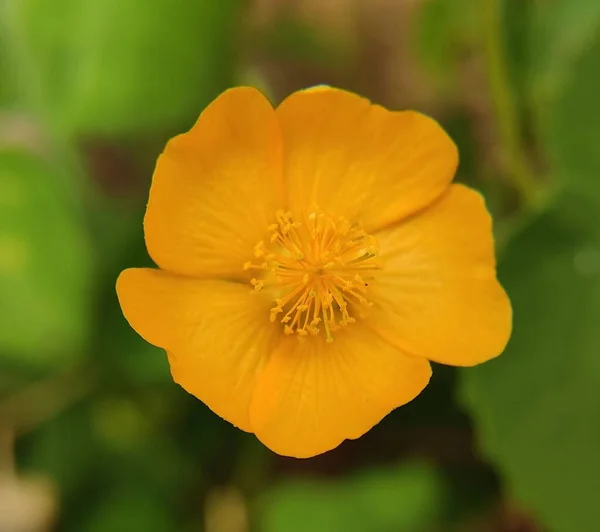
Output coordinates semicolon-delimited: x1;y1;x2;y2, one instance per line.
277;86;457;232
145;87;283;279
116;268;280;431
366;184;512;367
249;327;431;458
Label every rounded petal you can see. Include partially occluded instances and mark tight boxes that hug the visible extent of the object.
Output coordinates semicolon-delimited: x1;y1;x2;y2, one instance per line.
116;268;280;431
277;86;458;232
366;184;512;367
145;87;283;279
249;327;431;458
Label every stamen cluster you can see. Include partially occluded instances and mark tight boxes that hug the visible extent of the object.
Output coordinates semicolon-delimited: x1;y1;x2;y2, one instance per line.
245;210;380;341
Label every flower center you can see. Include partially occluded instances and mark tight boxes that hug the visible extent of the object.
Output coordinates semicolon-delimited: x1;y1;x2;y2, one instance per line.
244;210;380;342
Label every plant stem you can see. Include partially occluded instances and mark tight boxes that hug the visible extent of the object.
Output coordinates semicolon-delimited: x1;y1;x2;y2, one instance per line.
483;0;539;207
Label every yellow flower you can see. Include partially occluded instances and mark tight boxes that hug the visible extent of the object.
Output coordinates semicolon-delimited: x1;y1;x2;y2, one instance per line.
116;86;512;458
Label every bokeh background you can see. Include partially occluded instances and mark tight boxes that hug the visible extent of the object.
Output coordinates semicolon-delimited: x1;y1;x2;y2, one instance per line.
1;0;598;531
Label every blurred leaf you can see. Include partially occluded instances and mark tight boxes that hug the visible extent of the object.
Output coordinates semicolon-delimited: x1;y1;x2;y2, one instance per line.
23;394;193;527
98;264;170;386
0;38;12;107
91;395;196;499
3;0;241;137
413;0;477;95
109;323;170;385
105;433;195;502
259;463;446;532
262;15;350;71
526;1;600;105
92;396;152;453
541;31;600;204
89;197;146;271
77;484;177;532
0;148;92;367
94;218;170;385
462;193;600;532
510;1;600;202
501;0;600;106
22;402;101;500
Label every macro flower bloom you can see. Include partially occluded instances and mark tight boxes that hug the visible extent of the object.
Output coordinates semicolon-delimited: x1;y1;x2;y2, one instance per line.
116;86;512;458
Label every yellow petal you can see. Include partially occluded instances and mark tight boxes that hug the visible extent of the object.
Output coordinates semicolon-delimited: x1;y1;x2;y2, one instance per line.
145;87;283;279
249;327;431;458
116;268;280;431
366;184;512;367
276;86;457;232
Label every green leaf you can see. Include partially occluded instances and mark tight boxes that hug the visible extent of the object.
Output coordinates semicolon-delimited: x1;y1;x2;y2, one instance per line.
462;193;600;532
512;1;600;202
0;149;92;367
259;463;446;532
541;30;600;205
3;0;241;137
527;1;600;104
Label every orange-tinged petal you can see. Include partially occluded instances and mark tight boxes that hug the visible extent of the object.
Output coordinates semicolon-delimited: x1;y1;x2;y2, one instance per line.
116;268;280;431
366;184;512;367
145;87;283;279
249;328;431;458
276;86;458;232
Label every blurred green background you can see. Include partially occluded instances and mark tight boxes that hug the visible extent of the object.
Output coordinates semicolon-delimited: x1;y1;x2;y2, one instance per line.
1;0;599;531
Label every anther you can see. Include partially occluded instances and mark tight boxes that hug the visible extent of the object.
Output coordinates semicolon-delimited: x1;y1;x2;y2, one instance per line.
247;209;380;341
